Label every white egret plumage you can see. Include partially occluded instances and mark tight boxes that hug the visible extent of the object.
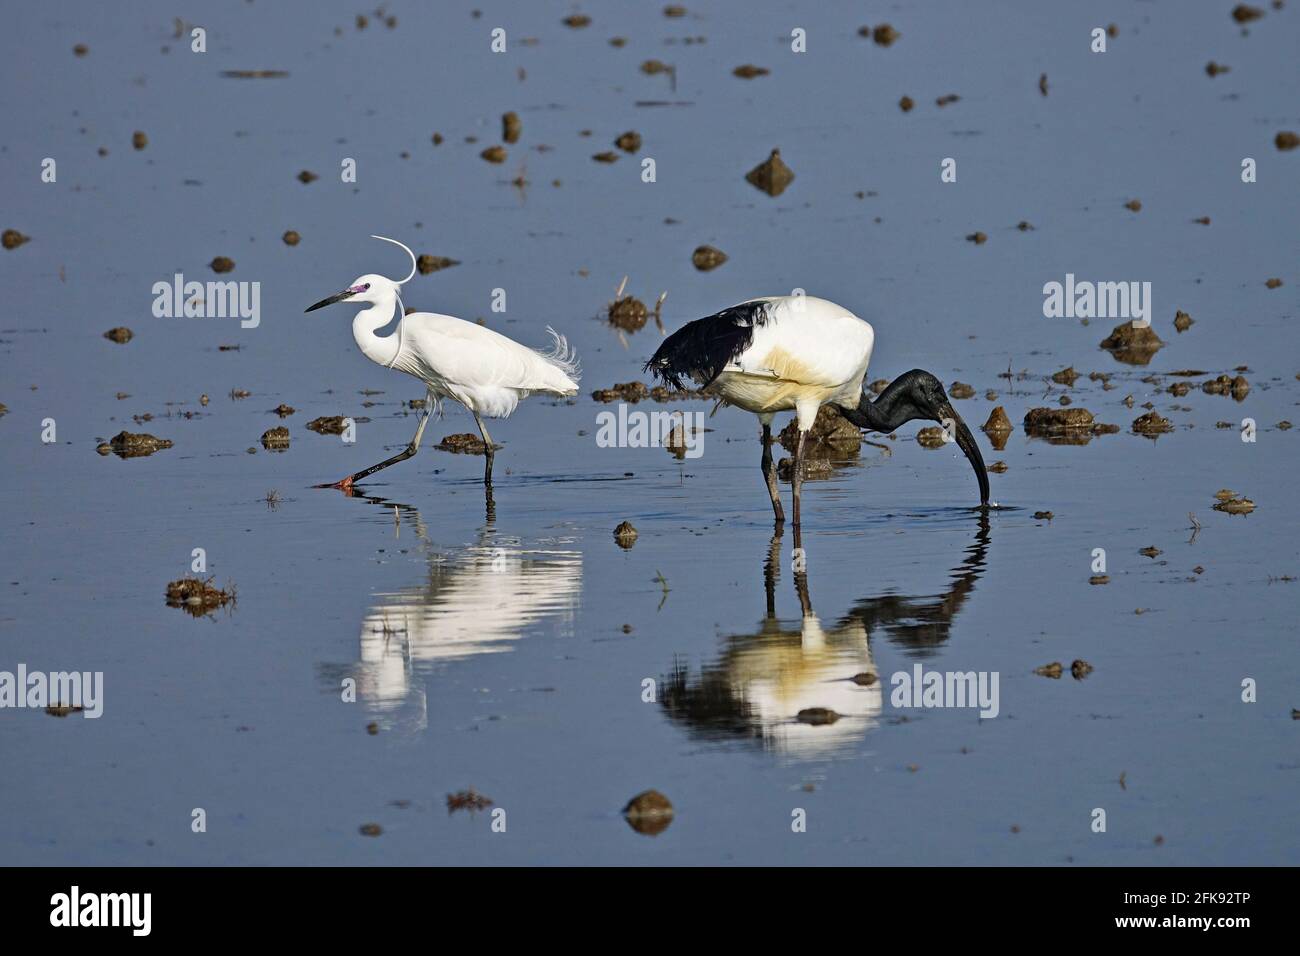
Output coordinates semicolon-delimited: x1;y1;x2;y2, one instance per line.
646;295;989;525
306;236;580;490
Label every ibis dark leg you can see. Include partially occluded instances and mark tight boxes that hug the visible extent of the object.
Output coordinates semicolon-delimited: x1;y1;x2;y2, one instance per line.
760;423;785;524
791;429;807;529
323;392;433;492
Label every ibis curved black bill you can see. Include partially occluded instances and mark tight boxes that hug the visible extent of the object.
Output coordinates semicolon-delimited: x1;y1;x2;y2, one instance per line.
940;402;991;508
304;289;355;313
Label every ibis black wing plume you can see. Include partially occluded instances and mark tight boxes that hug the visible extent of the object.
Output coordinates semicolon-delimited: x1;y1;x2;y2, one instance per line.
644;300;774;390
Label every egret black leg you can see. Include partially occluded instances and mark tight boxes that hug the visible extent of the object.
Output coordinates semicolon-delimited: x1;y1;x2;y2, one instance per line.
791;429;807;529
473;412;497;486
761;423;785;524
322;392;433;492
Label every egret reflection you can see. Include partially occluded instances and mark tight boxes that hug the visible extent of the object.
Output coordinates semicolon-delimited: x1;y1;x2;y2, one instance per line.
661;515;990;758
319;495;582;732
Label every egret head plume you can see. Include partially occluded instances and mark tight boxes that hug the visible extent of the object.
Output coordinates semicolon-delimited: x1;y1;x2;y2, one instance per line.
371;235;417;285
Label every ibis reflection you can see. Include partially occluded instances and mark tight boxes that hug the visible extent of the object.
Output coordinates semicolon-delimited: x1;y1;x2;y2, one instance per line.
661;515;990;758
321;495;581;732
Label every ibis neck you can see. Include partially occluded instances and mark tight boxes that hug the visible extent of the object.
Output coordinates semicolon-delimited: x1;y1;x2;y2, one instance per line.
843;375;922;432
352;294;401;368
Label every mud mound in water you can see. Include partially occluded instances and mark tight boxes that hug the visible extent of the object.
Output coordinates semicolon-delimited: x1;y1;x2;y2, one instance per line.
165;577;235;617
745;148;795;197
623;790;673;836
436;433;488;454
97;431;172;458
1100;322;1164;365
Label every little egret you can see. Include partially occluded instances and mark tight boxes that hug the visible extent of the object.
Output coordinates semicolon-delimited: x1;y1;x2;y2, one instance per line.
645;295;989;526
306;236;580;490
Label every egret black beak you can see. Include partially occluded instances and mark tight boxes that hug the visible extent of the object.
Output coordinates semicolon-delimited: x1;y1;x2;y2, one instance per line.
304;289;354;313
939;402;990;508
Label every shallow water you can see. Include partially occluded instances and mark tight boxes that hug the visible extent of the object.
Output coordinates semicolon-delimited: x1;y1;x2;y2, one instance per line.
1;1;1297;864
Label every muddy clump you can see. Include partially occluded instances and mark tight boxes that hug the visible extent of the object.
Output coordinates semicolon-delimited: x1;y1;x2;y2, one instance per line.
623;790;674;836
608;296;648;332
778;405;861;454
416;254;459;274
260;426;290;450
1100;321;1164;365
3;229;30;249
982;407;1013;449
745;148;795;197
282;230;300;246
436;433;488;454
949;381;975;399
1023;407;1094;434
613;521;639;548
592;381;650;403
209;256;234;273
733;64;769;79
650;384;706;402
870;24;900;46
447;789;493;813
691;245;728;271
899;95;914;112
1213;492;1255;515
1132;411;1173;436
615;131;642;153
1051;366;1079;386
480;145;507;164
306;416;349;435
1264;277;1283;289
778;457;834;481
97;431;172;458
502;111;521;143
1071;659;1094;680
165;577;235;616
1276;132;1299;151
1202;374;1249;399
1174;310;1194;333
104;327;133;344
916;426;948;449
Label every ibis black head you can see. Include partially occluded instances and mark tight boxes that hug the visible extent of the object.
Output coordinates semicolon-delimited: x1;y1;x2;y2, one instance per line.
835;369;991;507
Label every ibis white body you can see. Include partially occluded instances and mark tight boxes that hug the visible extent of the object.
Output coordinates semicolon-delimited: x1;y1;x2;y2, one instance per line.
707;295;875;430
